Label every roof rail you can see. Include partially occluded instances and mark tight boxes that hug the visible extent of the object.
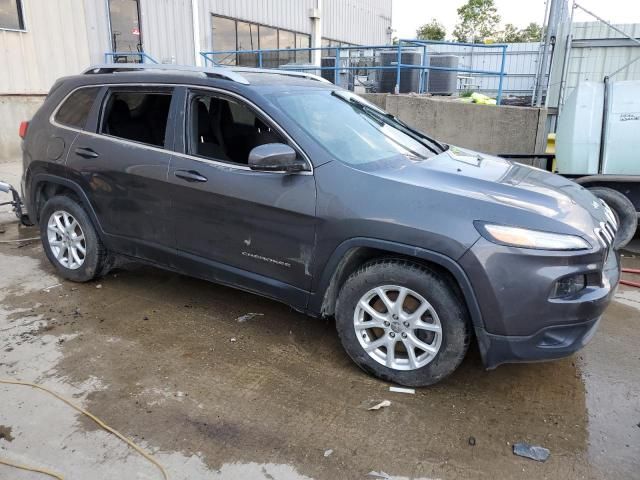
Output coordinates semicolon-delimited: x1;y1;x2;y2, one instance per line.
82;64;250;85
231;66;331;83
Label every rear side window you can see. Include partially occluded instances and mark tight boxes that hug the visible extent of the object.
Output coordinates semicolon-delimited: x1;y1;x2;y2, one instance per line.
101;90;172;148
54;87;100;129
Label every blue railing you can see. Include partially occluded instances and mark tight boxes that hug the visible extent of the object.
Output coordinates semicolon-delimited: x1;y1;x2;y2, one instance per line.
103;52;158;64
201;39;508;104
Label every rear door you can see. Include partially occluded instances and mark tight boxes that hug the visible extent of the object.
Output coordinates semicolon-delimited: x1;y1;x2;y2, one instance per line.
167;88;317;308
65;86;177;263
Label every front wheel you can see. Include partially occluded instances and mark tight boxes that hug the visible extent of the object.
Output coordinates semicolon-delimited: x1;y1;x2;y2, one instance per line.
335;259;471;387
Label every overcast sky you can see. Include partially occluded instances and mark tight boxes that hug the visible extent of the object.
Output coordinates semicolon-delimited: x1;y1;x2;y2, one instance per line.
392;0;640;40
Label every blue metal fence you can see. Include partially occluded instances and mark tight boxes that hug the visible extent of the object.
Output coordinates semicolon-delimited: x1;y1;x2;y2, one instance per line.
200;39;508;104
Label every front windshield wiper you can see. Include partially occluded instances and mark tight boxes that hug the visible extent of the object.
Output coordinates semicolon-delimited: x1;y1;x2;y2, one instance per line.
331;90;447;154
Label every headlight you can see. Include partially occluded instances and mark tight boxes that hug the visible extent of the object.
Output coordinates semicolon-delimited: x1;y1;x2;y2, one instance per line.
477;223;591;251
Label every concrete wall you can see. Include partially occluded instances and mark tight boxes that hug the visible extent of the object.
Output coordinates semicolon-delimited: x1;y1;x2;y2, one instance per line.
362;94;548;156
0;96;45;163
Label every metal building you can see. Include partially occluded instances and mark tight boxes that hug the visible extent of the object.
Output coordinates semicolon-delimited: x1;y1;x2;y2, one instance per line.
0;0;392;160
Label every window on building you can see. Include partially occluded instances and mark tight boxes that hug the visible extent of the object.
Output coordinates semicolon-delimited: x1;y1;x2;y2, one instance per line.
210;15;315;69
212;15;237;65
237;20;258;66
259;24;278;68
278;29;295;66
101;91;172;148
108;0;143;63
295;33;311;64
0;0;24;30
189;92;285;165
55;87;101;129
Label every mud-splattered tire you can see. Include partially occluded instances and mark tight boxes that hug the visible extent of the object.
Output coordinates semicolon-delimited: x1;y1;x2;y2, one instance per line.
39;195;110;282
335;259;471;387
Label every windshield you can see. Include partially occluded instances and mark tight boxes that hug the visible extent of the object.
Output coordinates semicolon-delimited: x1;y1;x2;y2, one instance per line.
268;89;443;165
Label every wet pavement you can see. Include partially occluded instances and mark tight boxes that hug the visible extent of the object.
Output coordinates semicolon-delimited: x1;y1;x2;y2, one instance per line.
0;164;639;479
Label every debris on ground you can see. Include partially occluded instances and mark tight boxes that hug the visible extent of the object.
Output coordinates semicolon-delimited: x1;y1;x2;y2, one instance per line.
323;449;333;457
367;471;390;479
96;284;102;289
42;283;62;292
368;400;391;411
513;442;550;462
230;337;237;342
236;312;264;323
389;386;415;394
468;436;476;446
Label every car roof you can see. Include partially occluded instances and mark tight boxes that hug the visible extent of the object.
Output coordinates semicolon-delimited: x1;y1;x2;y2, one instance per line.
75;64;333;91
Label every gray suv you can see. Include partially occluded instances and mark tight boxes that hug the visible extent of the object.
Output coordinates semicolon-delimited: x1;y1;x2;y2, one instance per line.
16;64;620;386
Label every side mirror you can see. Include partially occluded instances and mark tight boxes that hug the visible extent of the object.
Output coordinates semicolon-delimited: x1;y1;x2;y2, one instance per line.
248;143;309;173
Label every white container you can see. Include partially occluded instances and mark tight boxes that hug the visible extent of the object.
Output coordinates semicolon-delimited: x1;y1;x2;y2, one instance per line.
555;82;604;175
556;80;640;176
602;80;640;175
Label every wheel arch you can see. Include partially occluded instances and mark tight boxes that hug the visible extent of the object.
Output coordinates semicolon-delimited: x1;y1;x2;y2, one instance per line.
310;238;485;333
30;174;105;241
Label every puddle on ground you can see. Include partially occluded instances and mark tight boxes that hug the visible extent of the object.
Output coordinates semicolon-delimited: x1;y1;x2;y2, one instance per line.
0;222;638;479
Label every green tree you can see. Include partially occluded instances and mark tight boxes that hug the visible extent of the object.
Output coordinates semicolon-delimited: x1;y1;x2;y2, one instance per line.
497;23;524;43
452;0;501;43
416;19;446;41
495;22;543;43
520;22;543;42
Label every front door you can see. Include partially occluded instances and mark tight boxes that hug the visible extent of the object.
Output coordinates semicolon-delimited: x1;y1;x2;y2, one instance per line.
167;89;317;308
66;86;176;263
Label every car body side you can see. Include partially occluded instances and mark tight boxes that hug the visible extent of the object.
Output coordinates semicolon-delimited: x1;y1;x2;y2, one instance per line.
20;72;620;370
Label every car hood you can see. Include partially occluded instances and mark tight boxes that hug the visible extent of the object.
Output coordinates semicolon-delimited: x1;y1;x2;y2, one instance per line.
363;146;608;233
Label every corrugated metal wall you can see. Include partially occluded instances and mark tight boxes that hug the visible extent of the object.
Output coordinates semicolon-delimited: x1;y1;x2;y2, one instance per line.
323;0;391;45
0;0;90;94
426;42;541;95
141;0;194;64
565;22;640;93
548;21;640;108
0;0;392;94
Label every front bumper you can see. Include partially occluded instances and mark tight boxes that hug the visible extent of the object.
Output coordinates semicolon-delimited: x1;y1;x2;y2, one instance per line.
460;238;620;369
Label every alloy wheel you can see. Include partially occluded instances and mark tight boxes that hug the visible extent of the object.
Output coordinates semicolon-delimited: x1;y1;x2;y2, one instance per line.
47;210;86;270
353;285;442;371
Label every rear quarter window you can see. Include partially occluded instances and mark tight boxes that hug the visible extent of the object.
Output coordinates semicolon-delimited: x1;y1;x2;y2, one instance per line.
54;87;100;129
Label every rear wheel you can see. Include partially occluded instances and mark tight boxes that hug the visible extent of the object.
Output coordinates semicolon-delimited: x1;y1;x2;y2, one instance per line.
335;259;471;387
39;195;110;282
588;186;637;249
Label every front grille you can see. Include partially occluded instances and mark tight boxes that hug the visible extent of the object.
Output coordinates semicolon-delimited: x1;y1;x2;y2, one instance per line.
593;200;618;249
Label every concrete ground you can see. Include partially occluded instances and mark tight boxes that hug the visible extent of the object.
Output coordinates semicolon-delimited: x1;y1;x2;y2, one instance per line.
0;160;638;479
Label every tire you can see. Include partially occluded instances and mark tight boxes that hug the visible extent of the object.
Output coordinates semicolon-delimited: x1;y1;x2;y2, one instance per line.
588;187;637;249
39;195;110;282
335;259;471;387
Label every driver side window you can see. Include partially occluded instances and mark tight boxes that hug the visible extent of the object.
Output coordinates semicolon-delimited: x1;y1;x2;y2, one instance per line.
188;92;285;165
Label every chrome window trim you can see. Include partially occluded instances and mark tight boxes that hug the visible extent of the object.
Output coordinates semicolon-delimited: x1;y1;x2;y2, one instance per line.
49;82;314;175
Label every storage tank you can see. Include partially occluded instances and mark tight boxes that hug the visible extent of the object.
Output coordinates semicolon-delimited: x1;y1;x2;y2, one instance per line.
377;50;421;93
427;55;459;95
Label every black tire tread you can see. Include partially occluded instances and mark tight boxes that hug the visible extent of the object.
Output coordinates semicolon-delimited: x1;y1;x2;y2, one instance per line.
39;194;111;282
335;257;471;387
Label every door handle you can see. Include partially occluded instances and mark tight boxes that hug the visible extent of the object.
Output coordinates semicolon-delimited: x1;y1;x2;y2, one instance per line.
75;147;99;159
174;170;208;183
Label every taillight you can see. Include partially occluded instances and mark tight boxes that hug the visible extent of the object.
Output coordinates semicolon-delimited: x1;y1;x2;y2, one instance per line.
19;121;29;139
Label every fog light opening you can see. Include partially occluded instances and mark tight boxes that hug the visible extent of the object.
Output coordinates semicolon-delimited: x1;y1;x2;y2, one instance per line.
551;274;587;299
